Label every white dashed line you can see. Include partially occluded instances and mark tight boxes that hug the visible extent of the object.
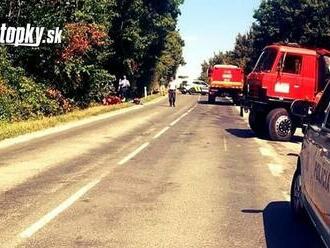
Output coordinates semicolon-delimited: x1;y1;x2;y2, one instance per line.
19;179;101;239
223;137;228;152
267;163;284;177
153;127;170;139
170;113;188;126
118;142;150;165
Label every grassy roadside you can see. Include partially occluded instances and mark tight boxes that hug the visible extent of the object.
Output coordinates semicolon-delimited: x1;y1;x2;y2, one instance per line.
0;94;163;141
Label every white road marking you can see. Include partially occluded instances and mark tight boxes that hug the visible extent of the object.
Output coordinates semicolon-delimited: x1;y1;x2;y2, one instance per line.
19;179;101;239
223;137;228;152
153;127;170;139
118;142;150;165
187;105;196;113
267;163;284;177
170;113;188;126
259;147;274;157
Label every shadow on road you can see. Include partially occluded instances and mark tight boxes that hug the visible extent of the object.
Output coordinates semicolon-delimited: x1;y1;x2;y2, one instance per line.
225;128;256;138
198;100;234;106
291;135;304;143
242;201;324;248
225;128;304;144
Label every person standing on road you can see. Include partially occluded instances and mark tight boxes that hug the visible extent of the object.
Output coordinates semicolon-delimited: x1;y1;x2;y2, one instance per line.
119;76;131;101
168;77;177;107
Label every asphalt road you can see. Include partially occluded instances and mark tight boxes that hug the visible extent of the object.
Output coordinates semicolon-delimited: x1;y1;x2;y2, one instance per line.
0;94;325;248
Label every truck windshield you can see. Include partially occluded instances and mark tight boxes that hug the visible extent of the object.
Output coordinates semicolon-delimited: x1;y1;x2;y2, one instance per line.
253;48;277;72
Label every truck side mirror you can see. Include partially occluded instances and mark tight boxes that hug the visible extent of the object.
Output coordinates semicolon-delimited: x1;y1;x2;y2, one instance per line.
291;100;314;118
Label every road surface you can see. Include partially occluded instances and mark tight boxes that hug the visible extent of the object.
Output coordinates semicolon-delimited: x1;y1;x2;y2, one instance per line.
0;94;324;247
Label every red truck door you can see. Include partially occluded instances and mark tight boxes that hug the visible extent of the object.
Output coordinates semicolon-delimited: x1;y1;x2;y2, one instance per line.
273;53;304;99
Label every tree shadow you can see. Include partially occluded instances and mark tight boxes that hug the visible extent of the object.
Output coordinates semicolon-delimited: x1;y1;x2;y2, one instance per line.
198;100;234;106
242;201;324;248
225;128;256;138
225;128;304;144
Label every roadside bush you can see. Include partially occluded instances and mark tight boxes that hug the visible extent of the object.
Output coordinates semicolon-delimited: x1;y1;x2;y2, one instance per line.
16;77;59;119
88;68;116;102
46;88;73;114
56;60;116;105
0;48;61;122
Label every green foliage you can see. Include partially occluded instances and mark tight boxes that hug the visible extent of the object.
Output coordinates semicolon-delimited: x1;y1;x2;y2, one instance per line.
155;31;185;82
0;48;59;121
55;59;116;105
108;0;185;93
0;0;184;122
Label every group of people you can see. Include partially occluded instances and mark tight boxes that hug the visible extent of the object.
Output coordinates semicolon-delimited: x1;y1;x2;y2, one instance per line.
117;75;177;107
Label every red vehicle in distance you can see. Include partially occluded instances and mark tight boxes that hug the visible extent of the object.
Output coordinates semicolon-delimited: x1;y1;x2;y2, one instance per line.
207;64;244;104
242;44;330;141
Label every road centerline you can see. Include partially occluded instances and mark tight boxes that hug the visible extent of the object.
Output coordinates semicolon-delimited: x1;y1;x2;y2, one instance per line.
170;113;188;126
223;136;228;152
153;127;170;139
118;142;150;165
19;179;101;239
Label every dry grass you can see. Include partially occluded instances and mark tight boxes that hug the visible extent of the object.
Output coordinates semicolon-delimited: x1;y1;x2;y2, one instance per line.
0;94;162;141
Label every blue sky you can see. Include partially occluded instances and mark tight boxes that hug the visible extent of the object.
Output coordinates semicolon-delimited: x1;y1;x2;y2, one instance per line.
177;0;261;79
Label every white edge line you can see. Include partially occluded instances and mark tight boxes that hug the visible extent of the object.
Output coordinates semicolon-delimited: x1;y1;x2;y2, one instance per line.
19;179;101;239
0;105;142;150
118;142;150;165
153;127;170;139
0;95;168;150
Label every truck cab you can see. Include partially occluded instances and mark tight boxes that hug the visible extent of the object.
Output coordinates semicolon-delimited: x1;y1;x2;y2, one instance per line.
243;44;330;141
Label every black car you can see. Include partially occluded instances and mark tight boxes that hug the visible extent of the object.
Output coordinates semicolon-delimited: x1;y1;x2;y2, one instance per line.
291;82;330;247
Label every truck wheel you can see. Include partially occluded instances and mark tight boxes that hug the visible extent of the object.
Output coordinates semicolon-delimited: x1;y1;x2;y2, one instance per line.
290;169;306;221
249;110;266;137
208;95;215;104
266;108;294;141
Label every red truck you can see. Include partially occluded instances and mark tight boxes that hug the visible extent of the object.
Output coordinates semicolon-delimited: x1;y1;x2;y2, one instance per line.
242;44;330;141
208;65;244;104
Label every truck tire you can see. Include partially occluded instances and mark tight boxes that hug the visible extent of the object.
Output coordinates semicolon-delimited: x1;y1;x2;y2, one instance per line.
249;110;266;137
266;108;294;141
208;95;215;104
